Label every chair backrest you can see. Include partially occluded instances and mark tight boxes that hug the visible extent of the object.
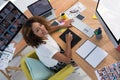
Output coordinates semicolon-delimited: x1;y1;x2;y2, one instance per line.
21;50;74;80
20;50;38;80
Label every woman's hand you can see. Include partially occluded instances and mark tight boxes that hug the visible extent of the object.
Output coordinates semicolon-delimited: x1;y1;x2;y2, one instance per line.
63;19;74;28
66;32;73;44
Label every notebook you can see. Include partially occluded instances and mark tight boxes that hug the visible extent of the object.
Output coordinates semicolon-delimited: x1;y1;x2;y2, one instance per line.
60;29;81;48
76;40;108;68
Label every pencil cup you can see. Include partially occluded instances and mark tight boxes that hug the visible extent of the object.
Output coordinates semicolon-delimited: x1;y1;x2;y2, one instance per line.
94;28;102;40
95;33;102;40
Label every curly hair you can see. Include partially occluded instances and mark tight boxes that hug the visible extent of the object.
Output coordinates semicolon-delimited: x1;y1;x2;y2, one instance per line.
22;16;50;48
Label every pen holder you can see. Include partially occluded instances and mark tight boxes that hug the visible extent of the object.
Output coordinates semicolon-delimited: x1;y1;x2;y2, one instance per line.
94;28;102;40
95;33;102;39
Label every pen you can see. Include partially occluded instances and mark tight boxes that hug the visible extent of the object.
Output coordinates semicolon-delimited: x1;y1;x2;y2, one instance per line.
94;27;102;35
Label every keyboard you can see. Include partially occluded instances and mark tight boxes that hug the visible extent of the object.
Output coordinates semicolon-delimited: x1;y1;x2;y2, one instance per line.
71;17;94;38
43;11;52;18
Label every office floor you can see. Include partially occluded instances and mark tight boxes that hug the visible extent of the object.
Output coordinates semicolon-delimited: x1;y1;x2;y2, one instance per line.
0;46;34;80
0;46;91;80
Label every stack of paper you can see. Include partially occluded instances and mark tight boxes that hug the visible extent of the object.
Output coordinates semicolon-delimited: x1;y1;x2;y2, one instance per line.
76;40;108;68
0;43;16;70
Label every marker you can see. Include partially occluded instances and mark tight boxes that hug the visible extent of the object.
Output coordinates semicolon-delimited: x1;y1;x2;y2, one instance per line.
97;28;102;34
94;27;102;35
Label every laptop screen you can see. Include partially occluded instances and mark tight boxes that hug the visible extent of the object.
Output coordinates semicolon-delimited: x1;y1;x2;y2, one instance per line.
27;0;52;16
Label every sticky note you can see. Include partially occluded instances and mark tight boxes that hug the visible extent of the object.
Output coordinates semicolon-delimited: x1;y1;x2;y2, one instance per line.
92;14;97;19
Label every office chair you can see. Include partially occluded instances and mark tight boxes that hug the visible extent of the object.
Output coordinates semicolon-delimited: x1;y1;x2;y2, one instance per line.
20;50;74;80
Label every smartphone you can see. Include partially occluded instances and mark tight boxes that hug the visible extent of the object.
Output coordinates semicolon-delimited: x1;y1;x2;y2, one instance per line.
76;14;85;20
51;20;59;26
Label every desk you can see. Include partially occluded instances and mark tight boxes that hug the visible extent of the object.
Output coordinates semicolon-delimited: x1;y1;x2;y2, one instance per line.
5;0;120;80
49;0;120;80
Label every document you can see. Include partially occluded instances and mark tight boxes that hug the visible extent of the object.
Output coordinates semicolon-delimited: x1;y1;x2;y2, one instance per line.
76;40;108;68
0;43;16;70
65;2;86;18
95;61;120;80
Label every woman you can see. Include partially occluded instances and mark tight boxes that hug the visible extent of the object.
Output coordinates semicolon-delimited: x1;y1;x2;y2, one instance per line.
22;16;73;72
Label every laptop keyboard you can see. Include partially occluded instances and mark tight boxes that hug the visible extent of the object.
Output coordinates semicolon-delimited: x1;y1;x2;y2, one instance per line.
43;11;52;18
72;17;94;38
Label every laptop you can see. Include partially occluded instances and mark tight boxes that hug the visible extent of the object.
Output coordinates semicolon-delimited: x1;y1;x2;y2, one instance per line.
27;0;56;21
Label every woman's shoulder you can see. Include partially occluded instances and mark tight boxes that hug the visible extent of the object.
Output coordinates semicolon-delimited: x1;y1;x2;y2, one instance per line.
46;34;52;38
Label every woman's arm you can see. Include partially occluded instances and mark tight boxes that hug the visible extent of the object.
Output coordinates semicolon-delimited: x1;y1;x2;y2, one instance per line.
53;52;71;63
52;32;73;63
64;32;73;58
48;19;73;33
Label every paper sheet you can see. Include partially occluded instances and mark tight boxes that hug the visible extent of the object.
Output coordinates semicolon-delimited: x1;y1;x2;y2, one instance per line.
65;2;86;19
0;43;16;70
65;66;91;80
76;40;96;58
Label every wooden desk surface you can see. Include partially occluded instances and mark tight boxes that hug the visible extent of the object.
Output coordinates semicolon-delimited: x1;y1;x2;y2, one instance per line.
50;0;120;80
16;0;120;79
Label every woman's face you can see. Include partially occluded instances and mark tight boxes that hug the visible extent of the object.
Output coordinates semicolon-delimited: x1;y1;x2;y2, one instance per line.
32;22;48;38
